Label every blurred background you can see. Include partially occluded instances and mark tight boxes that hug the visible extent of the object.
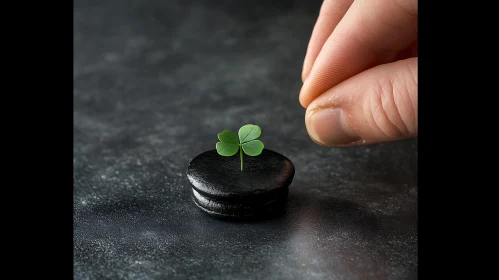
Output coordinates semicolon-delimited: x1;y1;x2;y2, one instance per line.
74;0;417;279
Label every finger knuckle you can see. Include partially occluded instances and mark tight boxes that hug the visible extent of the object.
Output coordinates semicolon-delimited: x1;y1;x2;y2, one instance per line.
364;71;417;138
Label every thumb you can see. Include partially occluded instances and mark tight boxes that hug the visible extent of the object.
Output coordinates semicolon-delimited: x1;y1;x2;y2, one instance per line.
305;57;417;147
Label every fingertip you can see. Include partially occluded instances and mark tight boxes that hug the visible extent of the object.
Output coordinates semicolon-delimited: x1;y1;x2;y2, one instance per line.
301;52;310;83
301;71;308;84
305;107;360;147
299;88;310;108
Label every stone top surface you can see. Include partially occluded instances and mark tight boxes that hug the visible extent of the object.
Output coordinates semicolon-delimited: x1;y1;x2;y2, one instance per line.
187;149;294;200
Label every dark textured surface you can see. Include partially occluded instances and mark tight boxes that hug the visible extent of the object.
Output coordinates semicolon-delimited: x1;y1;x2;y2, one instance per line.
187;149;294;219
74;0;418;279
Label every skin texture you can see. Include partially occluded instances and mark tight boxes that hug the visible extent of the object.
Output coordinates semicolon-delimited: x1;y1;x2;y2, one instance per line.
300;0;418;147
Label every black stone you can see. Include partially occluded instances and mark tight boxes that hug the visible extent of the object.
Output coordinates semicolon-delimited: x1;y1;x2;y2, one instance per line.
186;149;295;220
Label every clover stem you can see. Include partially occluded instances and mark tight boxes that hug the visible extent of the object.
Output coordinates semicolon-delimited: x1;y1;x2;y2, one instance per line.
240;144;243;171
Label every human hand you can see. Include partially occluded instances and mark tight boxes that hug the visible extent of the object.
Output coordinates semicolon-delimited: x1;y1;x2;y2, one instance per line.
300;0;418;147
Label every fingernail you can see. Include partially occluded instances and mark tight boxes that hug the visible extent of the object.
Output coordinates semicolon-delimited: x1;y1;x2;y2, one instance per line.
306;108;360;146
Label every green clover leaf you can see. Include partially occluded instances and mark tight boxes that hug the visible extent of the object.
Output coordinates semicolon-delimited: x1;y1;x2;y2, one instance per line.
218;130;239;144
241;140;264;156
215;124;264;171
238;124;261;144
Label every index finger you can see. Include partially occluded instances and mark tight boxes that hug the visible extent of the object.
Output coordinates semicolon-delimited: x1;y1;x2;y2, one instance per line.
302;0;354;82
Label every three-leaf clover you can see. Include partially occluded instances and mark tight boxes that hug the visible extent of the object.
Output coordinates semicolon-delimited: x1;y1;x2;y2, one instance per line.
216;124;264;171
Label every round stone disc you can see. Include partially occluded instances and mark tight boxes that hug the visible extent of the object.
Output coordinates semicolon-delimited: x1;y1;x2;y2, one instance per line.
186;149;295;219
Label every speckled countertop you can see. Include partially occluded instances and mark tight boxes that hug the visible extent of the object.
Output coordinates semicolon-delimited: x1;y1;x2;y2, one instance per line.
74;0;418;279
